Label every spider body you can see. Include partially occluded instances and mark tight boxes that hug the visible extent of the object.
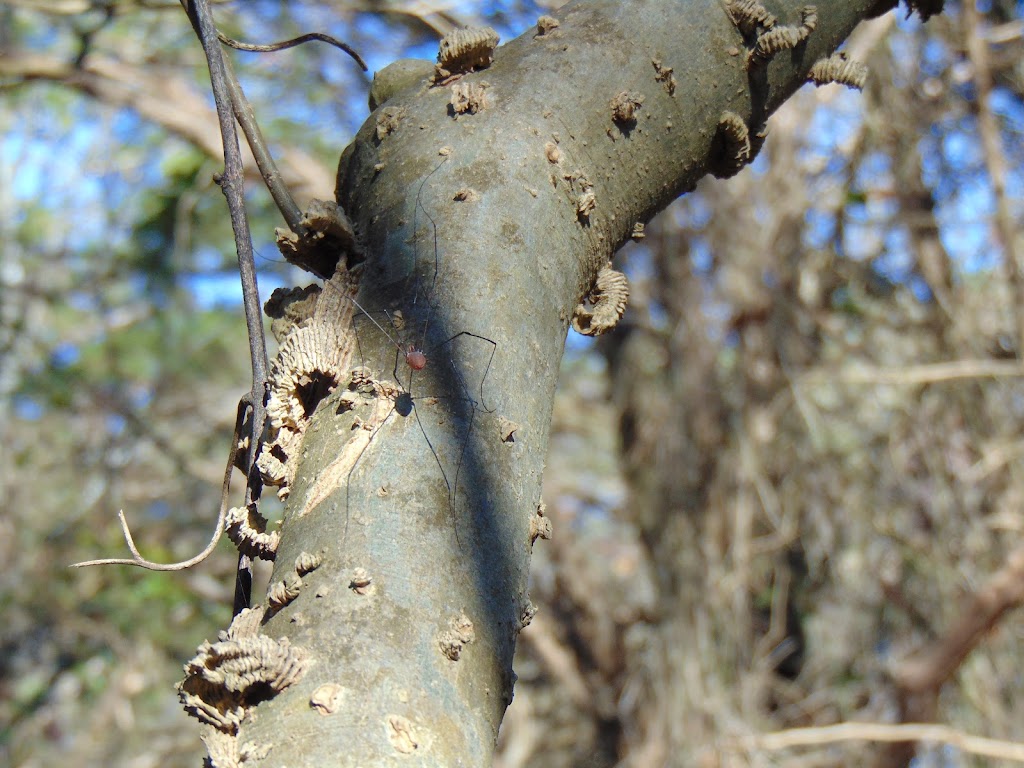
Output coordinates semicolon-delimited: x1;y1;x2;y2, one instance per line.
405;346;427;371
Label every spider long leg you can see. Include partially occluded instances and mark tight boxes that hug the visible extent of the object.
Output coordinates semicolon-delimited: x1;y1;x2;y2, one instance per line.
449;402;479;525
409;401;460;546
411;155;449;312
343;401;398;548
346;293;405;351
403;329;497;538
419;331;497;413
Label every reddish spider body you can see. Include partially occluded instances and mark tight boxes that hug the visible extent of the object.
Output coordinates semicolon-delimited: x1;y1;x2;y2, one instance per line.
405;346;427;371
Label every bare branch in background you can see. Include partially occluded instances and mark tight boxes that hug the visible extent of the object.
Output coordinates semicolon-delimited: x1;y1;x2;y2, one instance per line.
0;52;334;201
755;721;1024;763
874;543;1024;766
804;359;1024;384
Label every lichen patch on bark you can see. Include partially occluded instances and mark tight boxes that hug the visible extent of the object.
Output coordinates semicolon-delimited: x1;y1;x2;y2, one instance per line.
225;504;280;561
571;263;629;336
438;611;476;661
450;81;490;115
711;111;752;179
651;58;676;96
178;606;308;767
535;15;560;37
434;26;500;82
498;416;520;443
529;501;553;545
258;267;357;500
808;52;868;90
610;91;644;127
375;105;405;140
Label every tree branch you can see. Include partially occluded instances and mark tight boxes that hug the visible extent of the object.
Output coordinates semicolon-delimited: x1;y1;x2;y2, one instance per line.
231;2;889;764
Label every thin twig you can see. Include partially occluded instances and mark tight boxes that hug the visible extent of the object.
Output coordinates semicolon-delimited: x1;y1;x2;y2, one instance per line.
71;4;114;68
183;0;269;615
70;400;248;570
754;721;1024;762
177;0;301;230
221;53;305;232
178;2;367;234
217;30;367;71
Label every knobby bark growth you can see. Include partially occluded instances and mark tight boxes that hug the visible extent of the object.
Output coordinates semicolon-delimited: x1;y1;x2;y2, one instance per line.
204;1;899;764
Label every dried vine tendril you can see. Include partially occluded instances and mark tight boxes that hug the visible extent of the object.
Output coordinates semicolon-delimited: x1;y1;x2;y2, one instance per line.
217;30;367;71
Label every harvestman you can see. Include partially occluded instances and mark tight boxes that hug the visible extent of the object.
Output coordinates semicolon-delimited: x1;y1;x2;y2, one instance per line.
328;168;497;545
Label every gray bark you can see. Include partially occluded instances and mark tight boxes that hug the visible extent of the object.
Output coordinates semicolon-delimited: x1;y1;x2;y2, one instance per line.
241;1;880;764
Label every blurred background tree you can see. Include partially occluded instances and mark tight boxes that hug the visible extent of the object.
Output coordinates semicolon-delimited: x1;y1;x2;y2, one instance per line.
2;1;1023;766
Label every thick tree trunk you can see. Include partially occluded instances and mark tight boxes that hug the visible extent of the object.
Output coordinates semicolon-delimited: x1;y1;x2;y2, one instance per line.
238;1;880;764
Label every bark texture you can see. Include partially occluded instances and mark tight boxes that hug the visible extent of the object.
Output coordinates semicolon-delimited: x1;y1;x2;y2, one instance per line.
239;1;881;764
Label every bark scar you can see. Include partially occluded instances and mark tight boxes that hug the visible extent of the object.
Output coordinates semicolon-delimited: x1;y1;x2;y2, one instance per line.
296;375;398;520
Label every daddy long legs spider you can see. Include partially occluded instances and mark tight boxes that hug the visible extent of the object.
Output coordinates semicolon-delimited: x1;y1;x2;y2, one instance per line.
332;286;497;548
320;163;498;547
